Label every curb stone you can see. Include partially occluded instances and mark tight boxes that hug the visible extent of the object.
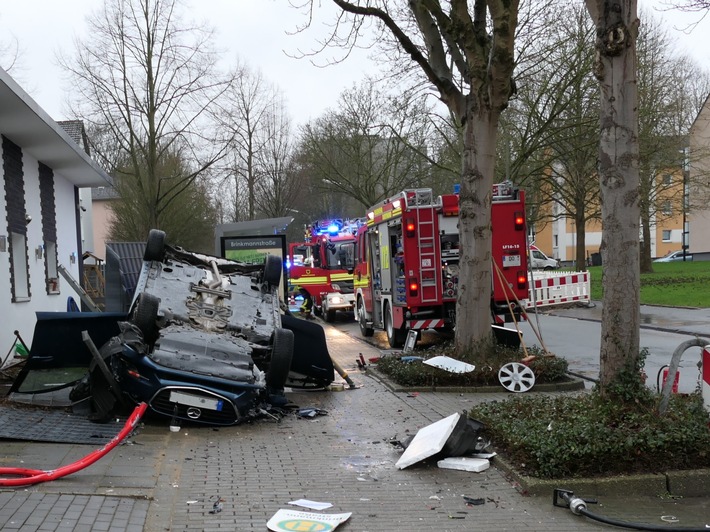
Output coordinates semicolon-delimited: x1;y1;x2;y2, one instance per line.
363;364;709;501
493;449;710;498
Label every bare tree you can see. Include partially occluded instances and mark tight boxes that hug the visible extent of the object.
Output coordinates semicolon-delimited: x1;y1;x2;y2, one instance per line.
298;79;433;208
60;0;232;243
109;149;219;252
585;0;641;394
0;35;21;73
500;1;600;270
304;1;519;353
254;94;302;218
662;0;710;11
218;61;281;221
637;12;694;271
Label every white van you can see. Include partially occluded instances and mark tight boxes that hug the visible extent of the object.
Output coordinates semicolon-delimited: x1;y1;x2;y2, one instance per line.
529;245;559;270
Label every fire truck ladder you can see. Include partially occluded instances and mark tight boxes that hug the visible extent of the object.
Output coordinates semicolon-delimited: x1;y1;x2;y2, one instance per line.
410;190;440;304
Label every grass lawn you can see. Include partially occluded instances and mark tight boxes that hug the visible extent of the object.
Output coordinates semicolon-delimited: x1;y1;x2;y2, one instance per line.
587;261;710;308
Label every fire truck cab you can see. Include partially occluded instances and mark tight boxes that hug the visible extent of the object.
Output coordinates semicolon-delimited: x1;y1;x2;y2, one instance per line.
353;183;529;348
288;219;358;322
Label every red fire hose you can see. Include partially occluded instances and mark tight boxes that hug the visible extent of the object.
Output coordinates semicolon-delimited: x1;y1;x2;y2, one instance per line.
0;402;148;487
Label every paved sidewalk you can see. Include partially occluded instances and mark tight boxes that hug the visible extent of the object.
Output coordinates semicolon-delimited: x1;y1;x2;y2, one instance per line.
0;320;708;530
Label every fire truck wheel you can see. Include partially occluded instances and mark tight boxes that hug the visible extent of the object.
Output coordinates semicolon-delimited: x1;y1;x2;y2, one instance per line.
263;255;282;287
143;229;166;262
384;302;406;348
357;298;374;337
324;308;336;323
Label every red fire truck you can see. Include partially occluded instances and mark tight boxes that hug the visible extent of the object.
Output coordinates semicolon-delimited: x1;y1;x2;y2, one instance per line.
353;182;529;347
287;219;359;322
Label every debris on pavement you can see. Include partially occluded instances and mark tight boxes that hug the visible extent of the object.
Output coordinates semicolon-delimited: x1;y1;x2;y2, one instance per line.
288;499;333;511
437;456;490;472
267;509;351;532
423;355;475;373
395;412;486;469
209;495;224;514
471;452;497;460
297;407;328;418
463;496;485;506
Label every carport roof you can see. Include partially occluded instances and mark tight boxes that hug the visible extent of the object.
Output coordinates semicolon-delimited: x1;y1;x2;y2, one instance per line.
0;67;111;187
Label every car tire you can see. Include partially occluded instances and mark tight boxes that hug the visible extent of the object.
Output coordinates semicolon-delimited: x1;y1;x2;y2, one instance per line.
357;297;374;337
144;229;166;262
385;302;406;348
263;255;282;287
132;293;160;345
266;328;294;390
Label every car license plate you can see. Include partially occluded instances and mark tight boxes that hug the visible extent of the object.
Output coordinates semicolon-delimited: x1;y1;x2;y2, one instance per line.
502;254;521;267
169;390;223;411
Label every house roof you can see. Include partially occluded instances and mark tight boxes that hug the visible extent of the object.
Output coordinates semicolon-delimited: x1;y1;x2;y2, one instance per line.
56;120;90;156
0;67;111;187
92;186;119;200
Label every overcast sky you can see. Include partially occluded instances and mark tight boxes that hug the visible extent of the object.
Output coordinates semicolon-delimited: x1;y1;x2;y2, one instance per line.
0;0;708;129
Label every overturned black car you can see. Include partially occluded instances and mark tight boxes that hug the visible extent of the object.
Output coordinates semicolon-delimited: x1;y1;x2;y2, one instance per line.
13;230;334;425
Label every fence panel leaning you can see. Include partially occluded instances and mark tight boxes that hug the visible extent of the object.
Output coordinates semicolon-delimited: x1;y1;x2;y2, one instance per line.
523;271;591;310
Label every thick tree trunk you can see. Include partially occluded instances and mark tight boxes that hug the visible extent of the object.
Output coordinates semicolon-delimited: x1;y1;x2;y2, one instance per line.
455;109;499;354
587;0;641;394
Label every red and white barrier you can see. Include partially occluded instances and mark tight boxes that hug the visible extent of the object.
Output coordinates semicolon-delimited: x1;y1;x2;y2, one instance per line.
703;346;710;413
408;319;446;330
523;271;591;309
663;367;680;394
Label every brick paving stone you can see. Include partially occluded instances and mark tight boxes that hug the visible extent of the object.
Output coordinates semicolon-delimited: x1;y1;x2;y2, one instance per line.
1;320;707;530
140;326;607;532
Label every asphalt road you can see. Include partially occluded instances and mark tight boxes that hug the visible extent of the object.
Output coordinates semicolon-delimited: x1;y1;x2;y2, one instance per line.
326;303;710;394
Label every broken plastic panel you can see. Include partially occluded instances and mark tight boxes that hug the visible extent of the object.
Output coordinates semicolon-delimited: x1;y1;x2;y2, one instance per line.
395;412;486;469
423;355;475;373
396;413;460;469
437;457;490;472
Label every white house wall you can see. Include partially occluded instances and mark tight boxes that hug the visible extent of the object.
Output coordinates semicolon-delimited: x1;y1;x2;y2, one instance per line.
1;148;85;359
